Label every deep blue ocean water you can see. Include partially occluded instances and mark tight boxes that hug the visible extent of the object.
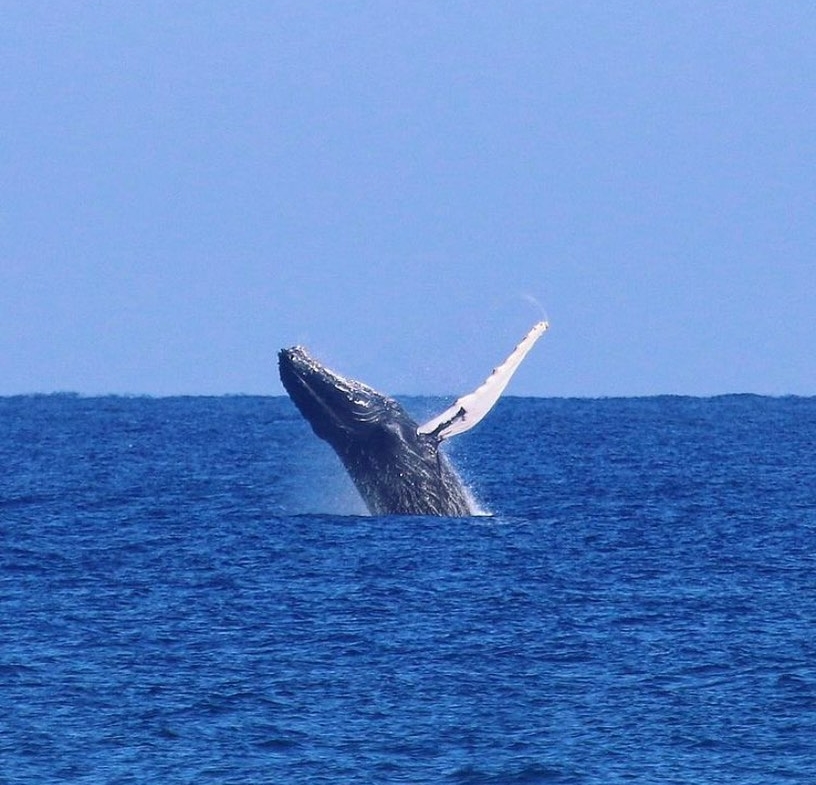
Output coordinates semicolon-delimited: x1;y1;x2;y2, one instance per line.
2;394;815;784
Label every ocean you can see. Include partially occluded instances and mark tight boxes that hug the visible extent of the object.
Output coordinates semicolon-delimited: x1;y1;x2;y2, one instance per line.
1;394;815;783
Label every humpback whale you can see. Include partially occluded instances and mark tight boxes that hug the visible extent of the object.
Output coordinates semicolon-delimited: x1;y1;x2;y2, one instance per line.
278;320;548;516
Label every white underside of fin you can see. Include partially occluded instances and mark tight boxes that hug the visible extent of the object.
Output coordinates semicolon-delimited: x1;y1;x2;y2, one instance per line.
417;320;549;441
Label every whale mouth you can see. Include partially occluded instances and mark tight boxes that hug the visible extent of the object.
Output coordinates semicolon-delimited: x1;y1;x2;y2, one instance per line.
278;347;348;434
279;346;377;406
278;346;396;444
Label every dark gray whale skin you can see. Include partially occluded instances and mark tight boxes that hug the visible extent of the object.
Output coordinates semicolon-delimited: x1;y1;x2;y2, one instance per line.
278;346;474;516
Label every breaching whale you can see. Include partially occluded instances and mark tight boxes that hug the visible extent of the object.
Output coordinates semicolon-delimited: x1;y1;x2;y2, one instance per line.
278;320;548;516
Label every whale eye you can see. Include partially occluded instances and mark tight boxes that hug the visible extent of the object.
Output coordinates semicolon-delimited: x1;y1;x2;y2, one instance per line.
380;419;411;443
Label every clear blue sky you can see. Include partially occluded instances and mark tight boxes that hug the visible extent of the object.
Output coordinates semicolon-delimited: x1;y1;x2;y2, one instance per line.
2;2;814;397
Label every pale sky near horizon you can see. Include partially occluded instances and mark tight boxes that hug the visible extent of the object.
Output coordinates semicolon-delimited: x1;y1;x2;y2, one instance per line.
2;2;814;397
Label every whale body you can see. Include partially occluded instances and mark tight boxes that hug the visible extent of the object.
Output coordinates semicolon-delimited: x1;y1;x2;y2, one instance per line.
278;321;548;516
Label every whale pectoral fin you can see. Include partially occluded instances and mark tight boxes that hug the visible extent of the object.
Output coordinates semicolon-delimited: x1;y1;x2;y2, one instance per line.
417;320;549;441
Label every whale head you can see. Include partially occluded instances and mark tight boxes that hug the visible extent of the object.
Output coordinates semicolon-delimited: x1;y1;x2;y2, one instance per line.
278;346;418;452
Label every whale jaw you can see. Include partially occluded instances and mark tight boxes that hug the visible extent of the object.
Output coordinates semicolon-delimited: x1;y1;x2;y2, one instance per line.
278;347;406;449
